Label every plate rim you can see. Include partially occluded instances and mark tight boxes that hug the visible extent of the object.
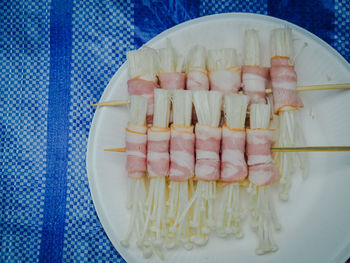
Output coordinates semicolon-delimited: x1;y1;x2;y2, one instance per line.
86;12;350;263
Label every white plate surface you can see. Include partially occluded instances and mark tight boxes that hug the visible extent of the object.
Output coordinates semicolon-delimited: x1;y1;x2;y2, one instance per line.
87;13;350;263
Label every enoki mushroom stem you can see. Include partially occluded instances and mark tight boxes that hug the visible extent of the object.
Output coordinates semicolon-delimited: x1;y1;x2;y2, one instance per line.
216;93;249;237
141;89;171;257
121;95;148;250
167;90;194;249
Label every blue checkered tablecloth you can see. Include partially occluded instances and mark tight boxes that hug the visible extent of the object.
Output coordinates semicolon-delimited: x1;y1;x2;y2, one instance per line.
0;1;349;262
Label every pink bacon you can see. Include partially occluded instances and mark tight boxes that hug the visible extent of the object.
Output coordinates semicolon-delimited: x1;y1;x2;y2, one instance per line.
195;124;221;181
270;56;303;114
209;67;241;95
221;125;247;183
169;125;195;182
246;128;280;186
127;77;160;124
242;65;269;104
147;127;170;177
187;70;209;91
126;123;147;179
248;164;280;186
158;72;186;90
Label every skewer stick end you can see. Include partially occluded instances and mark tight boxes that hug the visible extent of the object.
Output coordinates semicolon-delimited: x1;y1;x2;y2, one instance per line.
92;100;130;107
104;148;126;152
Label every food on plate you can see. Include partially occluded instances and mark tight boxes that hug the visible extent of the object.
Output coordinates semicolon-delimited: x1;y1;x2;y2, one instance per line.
121;95;148;249
247;103;281;255
167;89;194;250
107;27;319;258
216;93;249;237
186;45;209;91
189;90;222;245
142;88;171;259
127;48;159;124
270;28;308;201
157;45;186;91
207;48;241;95
242;29;269;105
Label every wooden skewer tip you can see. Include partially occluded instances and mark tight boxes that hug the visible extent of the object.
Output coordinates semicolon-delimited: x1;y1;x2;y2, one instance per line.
92;100;130;107
104;148;126;152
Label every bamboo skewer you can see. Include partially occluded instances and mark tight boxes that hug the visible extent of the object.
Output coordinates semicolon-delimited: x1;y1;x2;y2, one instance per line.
296;83;350;92
270;146;350;152
266;83;350;94
104;148;126;152
105;146;350;153
93;83;350;107
92;100;130;106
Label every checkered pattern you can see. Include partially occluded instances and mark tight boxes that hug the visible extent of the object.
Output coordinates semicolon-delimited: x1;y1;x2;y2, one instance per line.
1;1;349;262
334;0;350;62
200;0;267;16
61;0;133;262
0;0;50;262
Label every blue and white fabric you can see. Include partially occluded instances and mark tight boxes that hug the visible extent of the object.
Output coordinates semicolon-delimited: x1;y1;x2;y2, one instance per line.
0;0;349;262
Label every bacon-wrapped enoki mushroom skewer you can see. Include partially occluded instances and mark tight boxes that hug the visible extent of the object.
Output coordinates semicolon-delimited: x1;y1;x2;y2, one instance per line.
157;45;186;125
207;48;240;96
127;48;159;125
121;95;148;250
216;94;249;237
167;90;194;250
142;89;171;258
270;28;307;201
190;90;222;245
186;45;209;91
158;46;186;91
242;29;269;105
247;104;281;255
187;46;209;123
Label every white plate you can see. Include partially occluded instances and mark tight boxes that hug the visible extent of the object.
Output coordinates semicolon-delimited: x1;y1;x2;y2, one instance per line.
87;13;350;263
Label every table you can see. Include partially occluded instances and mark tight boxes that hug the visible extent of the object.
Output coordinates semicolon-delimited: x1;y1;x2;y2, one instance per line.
1;0;349;262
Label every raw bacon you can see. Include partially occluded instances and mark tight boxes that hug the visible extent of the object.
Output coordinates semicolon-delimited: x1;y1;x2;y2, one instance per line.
195;124;221;181
220;125;247;183
246;129;274;166
242;65;269;104
169;125;195;182
248;163;280;187
158;72;186;90
209;67;241;95
147;127;170;177
126;122;147;179
270;56;303;114
127;77;159;123
246;128;280;186
186;70;209;91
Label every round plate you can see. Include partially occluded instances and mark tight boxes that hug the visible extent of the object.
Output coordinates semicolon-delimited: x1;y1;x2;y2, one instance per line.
87;13;350;263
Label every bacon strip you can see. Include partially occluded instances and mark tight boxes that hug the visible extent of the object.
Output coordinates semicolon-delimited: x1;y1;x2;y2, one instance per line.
248;163;280;186
246;129;274;166
209;67;241;95
158;72;186;90
169;125;195;182
195;124;221;181
220;125;247;183
147;127;170;177
126;123;147;179
242;65;269;104
186;70;209;91
246;128;280;186
127;77;160;124
270;56;303;114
